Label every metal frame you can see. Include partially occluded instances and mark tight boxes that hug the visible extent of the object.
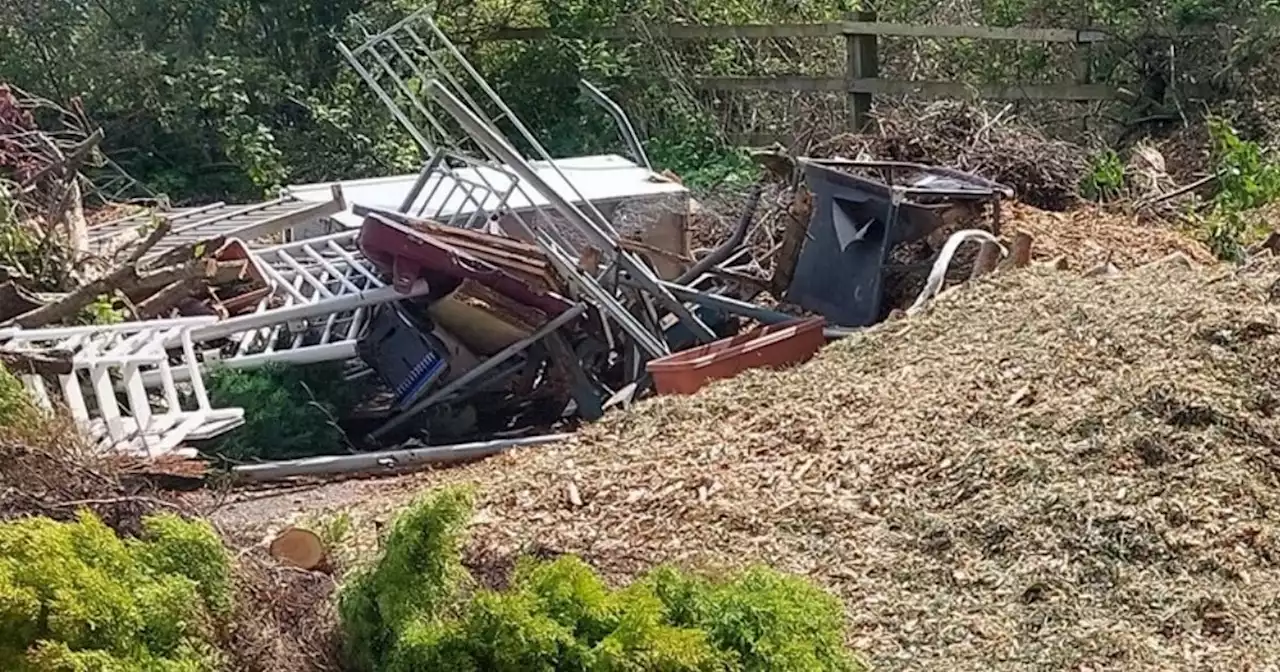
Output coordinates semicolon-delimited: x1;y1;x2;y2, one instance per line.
88;187;347;261
338;9;718;354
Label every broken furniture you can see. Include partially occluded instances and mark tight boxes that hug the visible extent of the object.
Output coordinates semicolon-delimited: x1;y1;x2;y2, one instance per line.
358;304;450;411
0;318;245;457
355;214;598;440
786;159;1013;326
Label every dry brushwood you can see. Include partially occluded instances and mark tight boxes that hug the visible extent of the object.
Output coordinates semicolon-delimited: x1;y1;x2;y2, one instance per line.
0;415;181;535
399;258;1280;670
225;550;341;672
0;84;149;290
810;100;1090;212
1;219;171;328
0;348;73;376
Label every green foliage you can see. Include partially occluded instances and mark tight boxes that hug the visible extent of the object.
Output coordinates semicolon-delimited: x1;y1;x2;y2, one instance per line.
1199;117;1280;261
1209;116;1280;211
0;511;231;671
0;364;39;429
1080;149;1126;202
4;0;1280;205
204;363;358;461
339;487;862;672
134;515;234;616
339;487;476;671
74;294;126;326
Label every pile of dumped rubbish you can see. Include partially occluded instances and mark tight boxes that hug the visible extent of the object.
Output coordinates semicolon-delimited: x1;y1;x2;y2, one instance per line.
424;256;1280;670
0;7;1214;483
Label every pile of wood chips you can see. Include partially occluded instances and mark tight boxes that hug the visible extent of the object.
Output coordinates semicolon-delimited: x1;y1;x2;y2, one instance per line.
1000;201;1215;270
418;256;1280;670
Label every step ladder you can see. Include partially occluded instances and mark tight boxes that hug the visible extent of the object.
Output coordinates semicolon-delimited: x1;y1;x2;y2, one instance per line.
0;317;245;458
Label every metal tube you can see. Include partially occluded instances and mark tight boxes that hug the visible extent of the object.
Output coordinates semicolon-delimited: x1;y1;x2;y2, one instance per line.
191;282;429;343
336;41;434;153
398;150;446;213
167;197;291;235
232;433;572;483
421;16;618;235
256;229;358;255
366;38;456;146
578;79;651;171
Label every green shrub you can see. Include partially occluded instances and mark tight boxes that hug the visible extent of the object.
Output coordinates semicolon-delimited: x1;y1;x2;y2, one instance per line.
0;511;231;671
339;487;862;672
0;364;38;429
204;363;360;461
338;486;475;670
1200;116;1280;261
1080;149;1125;202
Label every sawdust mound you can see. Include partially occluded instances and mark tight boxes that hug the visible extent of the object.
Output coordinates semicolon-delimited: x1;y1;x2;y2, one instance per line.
447;259;1280;670
1002;201;1216;269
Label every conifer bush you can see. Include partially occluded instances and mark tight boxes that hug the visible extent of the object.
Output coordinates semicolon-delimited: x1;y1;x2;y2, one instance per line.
204;363;359;461
339;487;863;672
0;511;232;671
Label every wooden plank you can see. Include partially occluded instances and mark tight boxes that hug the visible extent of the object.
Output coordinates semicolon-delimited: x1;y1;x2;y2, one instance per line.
486;23;845;41
847;10;879;132
850;78;1116;101
663;23;845;39
480;21;1252;46
842;20;1107;43
695;76;846;92
727;132;795;147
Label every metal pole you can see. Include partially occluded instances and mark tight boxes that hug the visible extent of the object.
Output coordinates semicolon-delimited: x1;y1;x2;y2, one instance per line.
232;433;572;483
578;79;652;171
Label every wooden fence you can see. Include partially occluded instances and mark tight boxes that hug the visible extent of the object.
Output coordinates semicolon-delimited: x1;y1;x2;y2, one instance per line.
485;15;1221;133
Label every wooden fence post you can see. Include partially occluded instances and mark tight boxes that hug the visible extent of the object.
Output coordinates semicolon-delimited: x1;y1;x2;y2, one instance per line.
846;9;879;132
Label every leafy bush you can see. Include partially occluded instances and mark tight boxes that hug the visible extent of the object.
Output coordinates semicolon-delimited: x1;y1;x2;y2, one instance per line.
204;363;360;461
0;511;231;671
339;487;863;672
1199;117;1280;261
1080;149;1125;202
0;364;38;429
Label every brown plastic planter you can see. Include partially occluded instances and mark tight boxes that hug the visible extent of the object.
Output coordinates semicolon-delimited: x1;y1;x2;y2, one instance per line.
647;316;826;396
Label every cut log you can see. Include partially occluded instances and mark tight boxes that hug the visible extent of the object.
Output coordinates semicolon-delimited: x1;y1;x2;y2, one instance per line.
999;232;1033;270
268;527;327;570
969;241;1002;280
0;281;46;322
136;278;203;319
145;235;225;270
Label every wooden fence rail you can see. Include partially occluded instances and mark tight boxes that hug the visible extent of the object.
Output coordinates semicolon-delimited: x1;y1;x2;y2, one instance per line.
482;16;1185;132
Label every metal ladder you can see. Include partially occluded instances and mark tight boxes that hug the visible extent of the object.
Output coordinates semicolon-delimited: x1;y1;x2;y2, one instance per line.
0;317;245;457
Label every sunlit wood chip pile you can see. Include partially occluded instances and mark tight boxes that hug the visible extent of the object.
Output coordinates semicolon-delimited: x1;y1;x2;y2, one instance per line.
427;256;1280;670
